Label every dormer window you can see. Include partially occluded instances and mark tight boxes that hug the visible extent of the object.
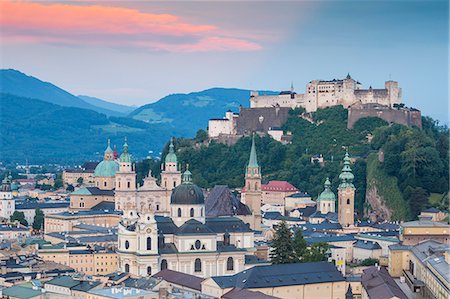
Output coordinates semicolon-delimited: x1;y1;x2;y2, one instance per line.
195;240;201;250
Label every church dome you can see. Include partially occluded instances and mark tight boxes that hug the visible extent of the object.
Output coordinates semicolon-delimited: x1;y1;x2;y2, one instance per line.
94;160;119;177
318;178;336;201
170;169;204;205
165;139;177;164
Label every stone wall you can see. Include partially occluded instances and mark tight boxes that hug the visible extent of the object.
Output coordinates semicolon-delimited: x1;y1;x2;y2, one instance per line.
347;103;422;129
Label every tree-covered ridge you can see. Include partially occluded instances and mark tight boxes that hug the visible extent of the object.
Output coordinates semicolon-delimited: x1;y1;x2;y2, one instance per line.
161;106;448;220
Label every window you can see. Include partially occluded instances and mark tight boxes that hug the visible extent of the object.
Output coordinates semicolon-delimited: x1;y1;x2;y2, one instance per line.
194;258;201;272
125;240;130;249
223;233;230;246
178;208;182;217
125;263;130;272
161;259;168;270
227;257;234;271
347;198;350;205
195;240;201;250
156;204;160;211
190;208;194;217
147;266;152;275
146;237;152;250
127;182;130;188
118;182;121;188
173;181;176;188
104;181;107;187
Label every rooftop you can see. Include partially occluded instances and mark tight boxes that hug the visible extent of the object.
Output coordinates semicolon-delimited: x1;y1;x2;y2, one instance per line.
153;269;204;291
88;287;153;298
361;267;408;299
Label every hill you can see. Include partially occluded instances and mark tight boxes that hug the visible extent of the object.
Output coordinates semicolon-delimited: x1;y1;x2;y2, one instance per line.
78;95;135;115
130;88;278;137
0;69;121;116
0;93;174;164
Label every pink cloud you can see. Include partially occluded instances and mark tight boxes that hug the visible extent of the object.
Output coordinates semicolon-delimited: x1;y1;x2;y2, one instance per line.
0;1;261;52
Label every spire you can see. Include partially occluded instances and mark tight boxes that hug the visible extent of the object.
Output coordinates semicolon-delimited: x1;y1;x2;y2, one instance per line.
346;73;351;80
105;138;113;153
182;164;192;184
290;81;294;93
113;145;118;160
339;150;354;188
119;137;132;163
169;138;174;153
165;138;177;164
247;135;259;168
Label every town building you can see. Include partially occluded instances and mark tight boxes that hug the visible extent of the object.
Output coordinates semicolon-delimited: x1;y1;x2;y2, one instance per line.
388;240;449;299
63;162;97;187
399;217;449;245
201;261;347;298
15;201;70;225
0;174;15;220
44;210;121;234
361;266;408;299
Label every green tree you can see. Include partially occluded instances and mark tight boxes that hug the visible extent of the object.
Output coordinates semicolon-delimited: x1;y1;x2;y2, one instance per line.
405;187;429;219
270;221;296;264
10;211;28;226
360;258;379;266
293;229;307;262
66;184;75;192
303;242;330;262
77;177;84;185
195;129;208;143
32;208;44;230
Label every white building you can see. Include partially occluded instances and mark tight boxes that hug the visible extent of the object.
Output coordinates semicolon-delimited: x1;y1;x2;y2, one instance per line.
0;174;15;220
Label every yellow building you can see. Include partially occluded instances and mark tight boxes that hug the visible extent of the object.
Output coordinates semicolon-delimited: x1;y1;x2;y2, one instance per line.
38;245;118;275
44;210;121;234
399;218;449;245
388;240;449;299
201;261;347;299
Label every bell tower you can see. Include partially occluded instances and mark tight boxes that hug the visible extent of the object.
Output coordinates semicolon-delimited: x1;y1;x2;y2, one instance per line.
115;138;137;211
244;135;262;230
161;138;182;191
338;151;355;227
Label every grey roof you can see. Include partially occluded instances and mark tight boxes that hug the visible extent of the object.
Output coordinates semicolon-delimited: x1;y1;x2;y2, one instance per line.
170;183;204;205
205;185;251;217
205;217;253;233
291;206;316;218
354;240;382;250
263;211;302;222
91;201;115;211
410;240;450;285
2;285;42;299
305;235;355;245
71;281;101;291
309;211;338;222
45;276;80;288
50;210;120;218
153;269;204;291
155;216;179;234
286;191;310;198
15;201;69;210
361;267;408;299
300;221;342;231
388;244;411;251
401;220;449;228
175;219;216;236
84;187;115;196
244;255;270;265
122;277;160;290
422;207;441;213
212;262;344;289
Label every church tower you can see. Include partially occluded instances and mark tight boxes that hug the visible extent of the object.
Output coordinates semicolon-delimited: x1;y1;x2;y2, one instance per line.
0;174;15;220
338;151;355;227
115;138;137;211
244;135;262;230
317;177;336;214
161;139;181;191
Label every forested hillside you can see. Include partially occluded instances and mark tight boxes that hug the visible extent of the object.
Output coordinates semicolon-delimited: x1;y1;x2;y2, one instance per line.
147;106;448;221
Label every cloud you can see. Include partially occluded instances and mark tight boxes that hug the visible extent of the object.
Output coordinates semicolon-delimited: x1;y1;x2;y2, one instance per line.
0;1;261;52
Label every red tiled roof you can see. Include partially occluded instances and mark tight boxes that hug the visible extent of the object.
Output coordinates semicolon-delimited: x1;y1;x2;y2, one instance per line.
242;180;298;193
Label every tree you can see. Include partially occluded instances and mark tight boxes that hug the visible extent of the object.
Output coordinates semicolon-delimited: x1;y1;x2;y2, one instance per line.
360;258;379;266
77;177;84;186
293;229;307;262
32;208;44;230
270;221;296;264
195;129;208;143
303;242;330;262
405;187;429;219
11;211;28;226
66;184;75;192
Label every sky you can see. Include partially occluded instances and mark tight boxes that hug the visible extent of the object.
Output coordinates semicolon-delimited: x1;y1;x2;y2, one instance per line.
1;0;448;122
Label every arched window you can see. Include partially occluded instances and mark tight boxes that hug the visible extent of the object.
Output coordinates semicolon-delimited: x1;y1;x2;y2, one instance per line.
164;181;167;188
147;266;152;275
125;240;130;249
125;263;130;272
118;182;121;188
194;258;201;272
104;181;107;187
156;204;160;211
127;182;131;188
195;240;201;250
173;181;176;188
177;208;182;217
190;208;194;217
161;259;168;270
347;198;350;205
227;257;234;271
146;237;152;250
255;182;258;190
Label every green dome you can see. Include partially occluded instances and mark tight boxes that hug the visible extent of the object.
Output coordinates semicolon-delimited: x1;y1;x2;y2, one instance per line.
318;178;336;201
119;140;132;163
94;160;119;177
165;139;177;164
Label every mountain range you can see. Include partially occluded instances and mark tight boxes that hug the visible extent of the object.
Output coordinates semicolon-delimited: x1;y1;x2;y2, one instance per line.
0;69;272;164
